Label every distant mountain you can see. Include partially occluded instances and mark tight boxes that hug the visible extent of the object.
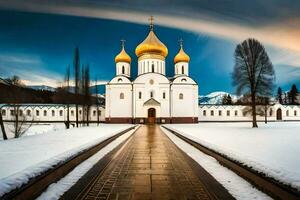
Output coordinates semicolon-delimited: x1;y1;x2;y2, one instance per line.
28;85;56;92
28;84;106;95
199;91;238;104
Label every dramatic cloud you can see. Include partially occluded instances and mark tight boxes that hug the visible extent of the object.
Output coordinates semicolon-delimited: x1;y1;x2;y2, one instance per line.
0;0;299;53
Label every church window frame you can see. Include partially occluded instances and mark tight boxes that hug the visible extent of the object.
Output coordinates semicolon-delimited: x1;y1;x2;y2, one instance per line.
59;110;63;117
122;66;125;74
1;109;6;116
294;110;297;116
182;65;185;74
179;93;184;100
27;110;31;116
210;110;214;116
36;110;39;116
163;92;166;99
234;110;238;116
117;78;123;82
181;78;187;82
152;63;155;73
44;110;47;117
52;110;55;117
120;92;125;99
203;110;206;116
226;110;230;116
150;91;154;98
139;91;142;99
218;110;222;116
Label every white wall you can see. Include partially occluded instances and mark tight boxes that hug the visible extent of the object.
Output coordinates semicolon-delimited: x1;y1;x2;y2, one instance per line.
175;62;189;76
1;105;105;122
198;104;300;121
138;58;165;75
116;62;130;77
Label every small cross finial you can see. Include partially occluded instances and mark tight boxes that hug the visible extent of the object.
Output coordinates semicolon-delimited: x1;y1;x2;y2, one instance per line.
120;39;126;48
149;16;154;30
179;38;184;48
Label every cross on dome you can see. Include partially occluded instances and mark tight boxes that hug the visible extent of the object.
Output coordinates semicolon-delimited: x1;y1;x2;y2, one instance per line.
120;39;126;48
179;38;184;48
149;16;154;30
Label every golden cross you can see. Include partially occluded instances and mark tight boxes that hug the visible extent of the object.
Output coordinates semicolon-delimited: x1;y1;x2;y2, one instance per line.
149;16;154;30
179;38;184;47
120;39;126;48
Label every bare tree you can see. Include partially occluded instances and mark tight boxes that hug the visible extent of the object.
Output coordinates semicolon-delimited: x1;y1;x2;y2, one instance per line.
233;38;275;127
73;47;80;127
0;106;8;140
64;65;71;129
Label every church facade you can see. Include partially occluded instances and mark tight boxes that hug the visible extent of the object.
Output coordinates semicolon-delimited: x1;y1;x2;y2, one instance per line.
105;21;198;124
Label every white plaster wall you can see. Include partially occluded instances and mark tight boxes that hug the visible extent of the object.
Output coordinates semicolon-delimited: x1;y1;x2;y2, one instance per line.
1;105;105;122
138;59;165;75
171;84;198;117
105;84;132;118
198;104;300;121
116;62;130;77
133;73;170;118
175;62;189;76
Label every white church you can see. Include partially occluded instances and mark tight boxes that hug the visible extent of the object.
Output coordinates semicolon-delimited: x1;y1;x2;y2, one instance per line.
105;19;198;124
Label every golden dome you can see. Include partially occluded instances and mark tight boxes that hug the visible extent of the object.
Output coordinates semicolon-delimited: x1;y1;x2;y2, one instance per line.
135;30;168;58
174;42;190;63
115;42;131;63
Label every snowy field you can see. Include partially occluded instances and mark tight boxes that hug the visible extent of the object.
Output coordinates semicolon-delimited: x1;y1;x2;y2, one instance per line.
164;122;300;191
0;123;67;139
0;124;134;196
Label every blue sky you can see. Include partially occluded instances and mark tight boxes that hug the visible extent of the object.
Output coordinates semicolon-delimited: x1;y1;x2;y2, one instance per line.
0;1;299;95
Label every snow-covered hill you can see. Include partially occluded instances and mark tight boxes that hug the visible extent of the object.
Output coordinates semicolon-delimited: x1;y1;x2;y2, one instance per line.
199;91;238;104
27;85;56;92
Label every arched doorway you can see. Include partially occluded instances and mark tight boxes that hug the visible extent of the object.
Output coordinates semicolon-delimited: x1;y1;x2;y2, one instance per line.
148;108;156;124
276;108;282;120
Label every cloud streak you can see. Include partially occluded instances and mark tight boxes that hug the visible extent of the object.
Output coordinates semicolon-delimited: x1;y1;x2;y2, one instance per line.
0;0;299;54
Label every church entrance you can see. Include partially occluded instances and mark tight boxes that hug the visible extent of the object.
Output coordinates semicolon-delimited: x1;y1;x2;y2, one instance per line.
148;108;156;124
276;108;282;120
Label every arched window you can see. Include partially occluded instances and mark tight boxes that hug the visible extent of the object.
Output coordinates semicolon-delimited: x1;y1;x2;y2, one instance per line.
227;110;230;116
210;110;214;116
52;110;55;117
93;110;96;116
120;93;124;99
150;91;154;98
122;66;125;74
117;78;122;82
294;110;297;116
182;65;184;74
27;110;31;116
218;110;222;116
59;110;63;116
269;108;273;116
36;110;39;116
203;110;206;116
181;78;187;82
179;93;183;99
163;92;166;99
152;64;155;72
139;92;142;99
1;109;6;116
286;110;289;116
235;110;238;116
44;110;47;116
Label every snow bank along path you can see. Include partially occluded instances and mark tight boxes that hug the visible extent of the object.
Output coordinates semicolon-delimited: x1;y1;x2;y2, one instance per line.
164;122;300;191
161;127;271;200
37;127;138;200
0;124;134;196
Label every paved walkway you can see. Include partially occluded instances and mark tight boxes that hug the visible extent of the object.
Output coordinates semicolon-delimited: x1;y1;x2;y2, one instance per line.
63;125;234;200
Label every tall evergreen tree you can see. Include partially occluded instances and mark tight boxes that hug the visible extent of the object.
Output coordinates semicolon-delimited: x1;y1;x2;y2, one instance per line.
277;87;283;104
289;84;299;105
73;47;80;127
232;38;275;128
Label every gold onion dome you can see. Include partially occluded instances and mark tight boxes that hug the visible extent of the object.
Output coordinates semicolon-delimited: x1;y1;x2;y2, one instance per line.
174;41;190;63
135;17;168;58
115;40;131;63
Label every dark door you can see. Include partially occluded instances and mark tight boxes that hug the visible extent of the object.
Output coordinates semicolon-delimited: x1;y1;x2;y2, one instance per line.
276;109;282;120
148;108;156;124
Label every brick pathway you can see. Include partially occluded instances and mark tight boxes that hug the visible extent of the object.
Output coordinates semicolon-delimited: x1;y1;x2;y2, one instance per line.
63;125;234;200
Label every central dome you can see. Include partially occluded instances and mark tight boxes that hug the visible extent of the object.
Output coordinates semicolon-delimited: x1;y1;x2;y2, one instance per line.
135;30;168;58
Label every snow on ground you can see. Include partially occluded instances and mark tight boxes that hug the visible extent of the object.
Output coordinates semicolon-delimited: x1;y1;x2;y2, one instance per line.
0;123;67;139
37;127;138;200
164;122;300;191
161;127;271;200
0;124;134;196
